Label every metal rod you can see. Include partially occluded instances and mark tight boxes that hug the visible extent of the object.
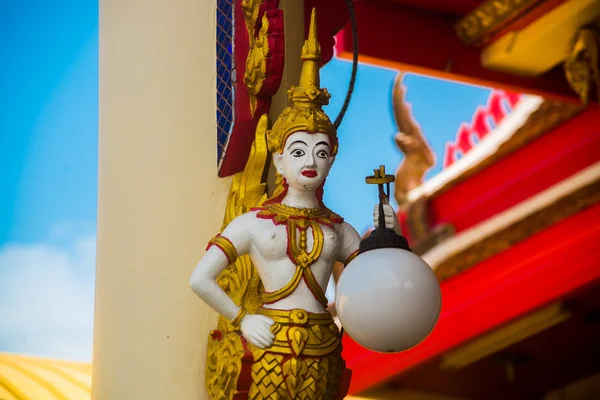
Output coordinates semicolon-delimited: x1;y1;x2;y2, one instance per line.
378;184;386;231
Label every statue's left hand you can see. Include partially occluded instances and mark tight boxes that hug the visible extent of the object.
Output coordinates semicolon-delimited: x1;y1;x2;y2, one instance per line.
374;203;402;235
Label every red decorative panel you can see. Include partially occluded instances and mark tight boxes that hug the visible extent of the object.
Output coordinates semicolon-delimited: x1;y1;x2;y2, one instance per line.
218;0;284;177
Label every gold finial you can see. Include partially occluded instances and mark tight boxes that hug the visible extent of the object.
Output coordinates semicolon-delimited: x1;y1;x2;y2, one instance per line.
366;165;395;185
301;8;321;62
267;7;337;155
288;7;331;109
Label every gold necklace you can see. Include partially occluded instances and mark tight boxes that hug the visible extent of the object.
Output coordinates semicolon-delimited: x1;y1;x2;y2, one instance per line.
254;202;343;307
252;203;343;229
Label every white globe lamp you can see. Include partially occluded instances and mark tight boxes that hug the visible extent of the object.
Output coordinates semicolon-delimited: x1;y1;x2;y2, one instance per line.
335;166;441;353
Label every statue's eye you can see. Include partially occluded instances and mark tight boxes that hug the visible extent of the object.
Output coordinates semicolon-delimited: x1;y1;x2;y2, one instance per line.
317;150;328;159
291;149;305;157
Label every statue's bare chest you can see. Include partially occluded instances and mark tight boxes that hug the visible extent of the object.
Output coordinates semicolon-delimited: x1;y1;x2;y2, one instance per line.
251;219;340;263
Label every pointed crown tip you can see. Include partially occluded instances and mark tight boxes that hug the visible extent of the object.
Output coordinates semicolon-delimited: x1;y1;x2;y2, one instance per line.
302;7;321;61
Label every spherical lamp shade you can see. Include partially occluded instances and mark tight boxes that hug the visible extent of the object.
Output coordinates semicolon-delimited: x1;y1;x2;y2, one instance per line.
335;247;441;353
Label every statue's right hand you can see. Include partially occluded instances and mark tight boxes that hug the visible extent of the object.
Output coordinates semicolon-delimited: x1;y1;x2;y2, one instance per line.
240;314;275;349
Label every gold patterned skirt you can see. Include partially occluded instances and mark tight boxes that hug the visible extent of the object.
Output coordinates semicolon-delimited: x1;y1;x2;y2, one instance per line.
206;308;351;400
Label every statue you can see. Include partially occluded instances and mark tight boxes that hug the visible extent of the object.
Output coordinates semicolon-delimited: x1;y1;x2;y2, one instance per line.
189;9;399;400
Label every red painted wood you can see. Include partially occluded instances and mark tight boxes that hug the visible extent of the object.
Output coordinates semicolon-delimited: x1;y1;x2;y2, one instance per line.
336;1;579;102
219;1;284;177
305;0;349;66
430;107;600;233
380;0;484;16
343;203;600;394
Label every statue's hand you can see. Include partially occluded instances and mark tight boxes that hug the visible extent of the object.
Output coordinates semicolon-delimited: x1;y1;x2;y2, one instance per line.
374;203;401;235
240;314;275;349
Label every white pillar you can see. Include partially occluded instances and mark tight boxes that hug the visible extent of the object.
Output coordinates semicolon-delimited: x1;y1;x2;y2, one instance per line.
93;0;227;398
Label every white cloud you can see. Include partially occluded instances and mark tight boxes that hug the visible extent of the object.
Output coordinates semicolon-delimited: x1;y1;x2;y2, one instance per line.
0;236;96;362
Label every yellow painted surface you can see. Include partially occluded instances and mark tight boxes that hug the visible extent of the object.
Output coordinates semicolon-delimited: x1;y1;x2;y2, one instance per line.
481;0;600;76
94;0;228;398
0;353;91;400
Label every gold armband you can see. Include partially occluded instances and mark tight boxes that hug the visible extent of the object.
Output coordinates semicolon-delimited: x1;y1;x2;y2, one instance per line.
206;233;238;264
230;307;246;328
343;249;359;267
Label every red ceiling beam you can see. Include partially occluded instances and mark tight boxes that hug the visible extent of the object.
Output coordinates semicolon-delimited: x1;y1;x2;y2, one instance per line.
336;1;579;102
343;203;600;394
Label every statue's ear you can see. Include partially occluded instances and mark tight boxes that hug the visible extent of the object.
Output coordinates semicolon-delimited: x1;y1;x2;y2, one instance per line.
272;152;284;175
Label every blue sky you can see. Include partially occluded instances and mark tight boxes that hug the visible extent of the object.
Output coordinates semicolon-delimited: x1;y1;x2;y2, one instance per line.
0;2;494;362
321;58;492;233
0;0;98;361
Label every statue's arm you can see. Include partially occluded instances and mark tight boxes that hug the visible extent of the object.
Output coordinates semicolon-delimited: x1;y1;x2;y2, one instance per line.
189;213;253;322
190;212;275;348
337;222;361;266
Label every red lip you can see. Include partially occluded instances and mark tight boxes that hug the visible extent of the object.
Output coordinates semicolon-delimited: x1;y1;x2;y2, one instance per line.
301;170;318;178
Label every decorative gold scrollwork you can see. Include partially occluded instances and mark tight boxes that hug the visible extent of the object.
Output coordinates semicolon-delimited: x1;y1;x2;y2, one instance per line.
391;73;435;207
564;26;600;105
455;0;542;45
242;0;284;116
206;331;247;400
205;115;271;399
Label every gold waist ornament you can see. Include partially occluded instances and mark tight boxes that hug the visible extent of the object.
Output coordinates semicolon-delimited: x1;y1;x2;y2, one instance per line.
251;308;341;358
206;307;350;400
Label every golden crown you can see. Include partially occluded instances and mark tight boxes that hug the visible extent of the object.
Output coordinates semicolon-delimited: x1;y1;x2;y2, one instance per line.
267;8;338;155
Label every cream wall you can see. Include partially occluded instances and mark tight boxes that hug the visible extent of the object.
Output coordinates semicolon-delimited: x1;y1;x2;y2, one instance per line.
93;0;228;398
94;0;308;398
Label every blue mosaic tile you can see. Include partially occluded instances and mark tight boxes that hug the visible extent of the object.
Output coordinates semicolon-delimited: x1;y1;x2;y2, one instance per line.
216;0;234;163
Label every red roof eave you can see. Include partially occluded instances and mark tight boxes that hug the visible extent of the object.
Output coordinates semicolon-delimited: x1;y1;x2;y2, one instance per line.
430;107;600;234
342;108;600;394
344;202;600;394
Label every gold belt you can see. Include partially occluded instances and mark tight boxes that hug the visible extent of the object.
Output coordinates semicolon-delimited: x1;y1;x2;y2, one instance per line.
252;308;341;358
257;308;333;325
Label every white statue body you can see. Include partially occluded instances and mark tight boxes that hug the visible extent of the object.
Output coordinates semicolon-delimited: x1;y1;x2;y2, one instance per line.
190;131;399;349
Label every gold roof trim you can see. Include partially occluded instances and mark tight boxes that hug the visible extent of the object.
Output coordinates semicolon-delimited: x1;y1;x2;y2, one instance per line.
0;352;91;400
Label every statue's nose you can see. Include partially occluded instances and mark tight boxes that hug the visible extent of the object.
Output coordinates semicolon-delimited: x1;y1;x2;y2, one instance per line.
305;153;317;167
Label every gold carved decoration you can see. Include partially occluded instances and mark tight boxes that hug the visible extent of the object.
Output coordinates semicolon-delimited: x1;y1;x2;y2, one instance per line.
244;1;271;115
242;0;285;117
218;115;270;319
206;115;271;400
248;308;344;399
392;73;435;207
206;331;253;400
455;0;544;45
435;179;600;281
390;73;452;255
564;25;600;105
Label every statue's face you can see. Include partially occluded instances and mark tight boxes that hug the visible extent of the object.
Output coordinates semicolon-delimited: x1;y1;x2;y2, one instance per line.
273;131;335;192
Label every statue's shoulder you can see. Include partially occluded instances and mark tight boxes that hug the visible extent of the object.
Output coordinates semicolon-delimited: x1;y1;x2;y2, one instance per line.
333;219;360;239
223;210;261;234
